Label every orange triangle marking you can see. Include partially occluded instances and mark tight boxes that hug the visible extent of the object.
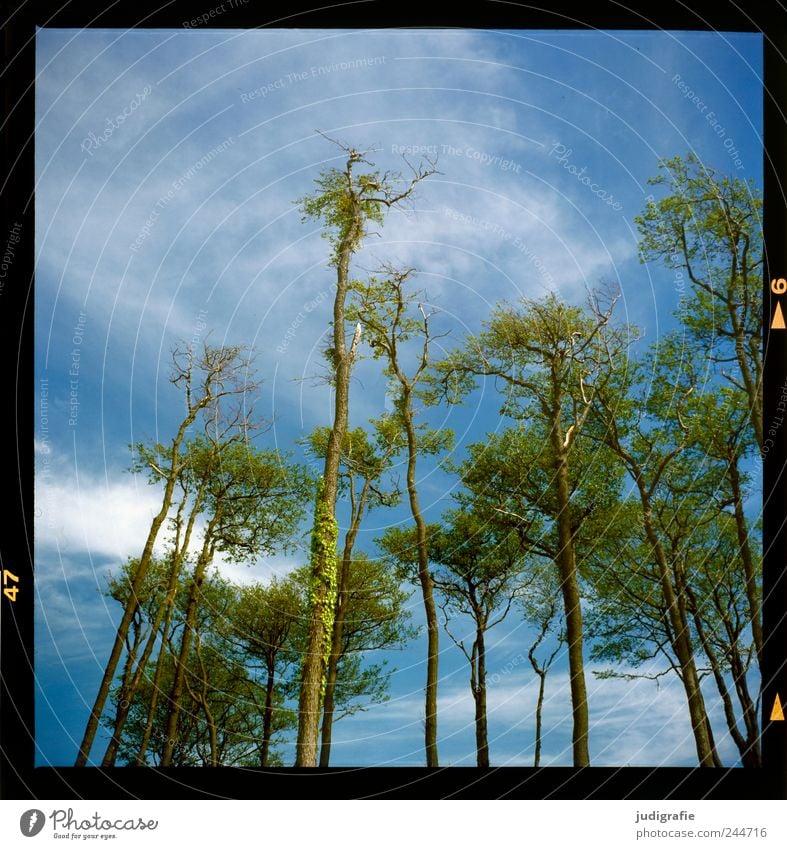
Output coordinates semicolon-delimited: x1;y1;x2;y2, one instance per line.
770;693;785;721
771;302;786;329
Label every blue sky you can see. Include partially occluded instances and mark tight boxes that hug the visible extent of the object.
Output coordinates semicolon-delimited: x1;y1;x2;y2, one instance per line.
34;27;763;767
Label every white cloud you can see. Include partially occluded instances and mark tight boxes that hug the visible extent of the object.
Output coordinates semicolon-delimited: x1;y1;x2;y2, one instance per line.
35;443;306;582
36;443;165;564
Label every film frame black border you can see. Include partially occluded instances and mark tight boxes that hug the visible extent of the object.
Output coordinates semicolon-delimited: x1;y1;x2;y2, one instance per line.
1;0;785;801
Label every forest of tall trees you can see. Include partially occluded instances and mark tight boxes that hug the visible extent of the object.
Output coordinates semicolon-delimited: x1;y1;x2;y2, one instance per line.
74;146;763;768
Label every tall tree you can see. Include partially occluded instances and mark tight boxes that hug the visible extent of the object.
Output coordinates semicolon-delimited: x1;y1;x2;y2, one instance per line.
293;556;415;765
678;370;762;673
385;511;525;767
589;356;721;767
437;291;632;766
304;422;403;765
351;266;451;766
75;344;254;767
108;572;286;767
660;474;760;767
160;438;311;766
102;434;220;767
295;139;436;766
227;576;304;767
521;561;565;768
654;367;761;766
636;152;763;449
132;456;215;767
100;553;173;767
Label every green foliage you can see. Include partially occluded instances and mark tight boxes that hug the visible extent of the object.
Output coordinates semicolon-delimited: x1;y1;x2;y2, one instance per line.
635;152;763;448
635;153;762;289
518;558;564;645
298;166;385;259
452;421;623;566
304;421;403;508
334;554;416;653
292;554;414;718
183;435;313;562
435;291;636;426
429;509;527;624
104;555;172;617
332;653;391;718
105;569;298;767
349;268;455;461
229;576;304;669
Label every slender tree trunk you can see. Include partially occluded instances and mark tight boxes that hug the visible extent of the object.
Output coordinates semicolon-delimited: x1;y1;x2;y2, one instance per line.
703;712;722;768
74;389;212;767
160;525;217;767
104;544;193;765
527;607;557;769
728;306;763;450
473;626;489;768
319;556;349;767
318;654;340;765
730;650;761;767
534;670;547;767
138;492;213;767
99;613;146;764
402;398;440;767
689;598;759;766
135;586;180;765
727;449;762;669
636;482;717;767
207;710;218;768
101;618;148;767
104;478;208;766
551;426;590;767
187;637;218;767
260;664;275;767
74;460;180;766
320;480;367;766
318;627;342;766
676;555;723;768
296;202;363;767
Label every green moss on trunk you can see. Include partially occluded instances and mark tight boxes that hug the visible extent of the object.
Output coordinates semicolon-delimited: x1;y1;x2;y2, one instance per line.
309;478;339;702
